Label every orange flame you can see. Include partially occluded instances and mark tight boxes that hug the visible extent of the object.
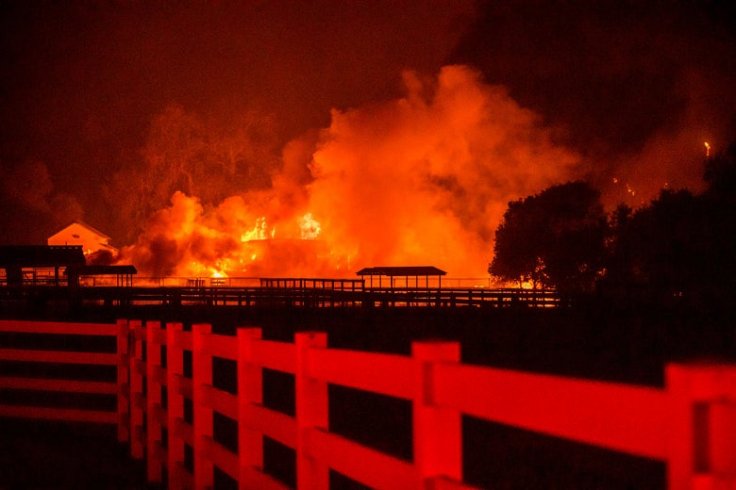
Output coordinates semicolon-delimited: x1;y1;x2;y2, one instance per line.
299;213;321;240
119;66;582;278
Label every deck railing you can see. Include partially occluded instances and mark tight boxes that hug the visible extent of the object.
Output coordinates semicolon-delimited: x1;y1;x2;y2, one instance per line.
1;319;735;488
91;285;563;308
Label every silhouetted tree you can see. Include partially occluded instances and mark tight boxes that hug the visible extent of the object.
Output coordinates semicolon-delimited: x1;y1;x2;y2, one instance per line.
490;181;608;293
607;190;701;294
490;199;546;288
603;138;736;306
704;138;736;200
699;139;736;302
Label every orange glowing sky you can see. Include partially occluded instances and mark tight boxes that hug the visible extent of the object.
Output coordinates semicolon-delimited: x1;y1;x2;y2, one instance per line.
1;1;735;277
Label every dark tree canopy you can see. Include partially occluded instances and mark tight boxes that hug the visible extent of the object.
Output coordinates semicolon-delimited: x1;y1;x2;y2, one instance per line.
490;181;607;293
606;189;703;292
604;139;736;304
704;138;736;201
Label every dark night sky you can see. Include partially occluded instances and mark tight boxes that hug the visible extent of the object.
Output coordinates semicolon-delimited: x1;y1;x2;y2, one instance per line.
1;0;735;245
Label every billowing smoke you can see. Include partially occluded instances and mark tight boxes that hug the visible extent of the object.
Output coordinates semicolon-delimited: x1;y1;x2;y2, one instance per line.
123;66;580;277
0;160;82;243
307;66;580;275
606;67;734;205
0;1;475;244
450;1;736;205
107;105;279;244
2;1;734;271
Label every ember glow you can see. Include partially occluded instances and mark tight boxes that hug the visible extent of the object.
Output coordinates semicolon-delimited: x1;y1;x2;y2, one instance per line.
119;66;580;277
299;213;321;241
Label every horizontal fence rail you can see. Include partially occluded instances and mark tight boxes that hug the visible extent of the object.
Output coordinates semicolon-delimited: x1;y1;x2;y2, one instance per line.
2;319;736;489
0;319;129;441
0;284;562;309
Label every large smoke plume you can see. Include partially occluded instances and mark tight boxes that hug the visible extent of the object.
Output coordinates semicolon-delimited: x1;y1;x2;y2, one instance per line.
451;1;736;205
122;66;579;277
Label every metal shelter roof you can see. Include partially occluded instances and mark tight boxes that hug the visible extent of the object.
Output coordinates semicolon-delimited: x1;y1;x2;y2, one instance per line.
356;266;446;277
66;265;137;276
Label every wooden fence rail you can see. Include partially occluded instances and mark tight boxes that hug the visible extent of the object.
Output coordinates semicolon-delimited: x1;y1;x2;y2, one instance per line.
1;285;562;309
0;319;129;435
1;319;736;488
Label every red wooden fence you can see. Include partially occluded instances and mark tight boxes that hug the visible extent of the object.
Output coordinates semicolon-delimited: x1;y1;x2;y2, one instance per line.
1;319;736;489
0;319;129;438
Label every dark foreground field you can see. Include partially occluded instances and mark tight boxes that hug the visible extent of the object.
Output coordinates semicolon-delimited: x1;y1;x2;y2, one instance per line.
1;301;734;488
0;419;154;489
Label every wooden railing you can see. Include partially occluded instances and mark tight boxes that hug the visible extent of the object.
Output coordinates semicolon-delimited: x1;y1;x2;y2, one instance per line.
2;319;736;488
0;284;562;309
0;319;129;441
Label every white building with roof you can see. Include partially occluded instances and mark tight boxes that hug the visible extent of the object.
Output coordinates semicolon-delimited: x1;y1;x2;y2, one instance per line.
47;222;118;257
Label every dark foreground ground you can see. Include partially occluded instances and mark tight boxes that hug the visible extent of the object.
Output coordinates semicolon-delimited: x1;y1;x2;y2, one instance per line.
0;417;663;489
0;419;155;489
1;300;734;488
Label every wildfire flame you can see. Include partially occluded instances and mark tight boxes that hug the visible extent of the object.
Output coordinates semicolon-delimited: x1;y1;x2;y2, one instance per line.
118;66;581;278
240;217;269;242
299;213;321;240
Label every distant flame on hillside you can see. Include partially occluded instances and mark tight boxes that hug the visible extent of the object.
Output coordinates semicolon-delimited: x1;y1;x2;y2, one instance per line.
118;66;581;278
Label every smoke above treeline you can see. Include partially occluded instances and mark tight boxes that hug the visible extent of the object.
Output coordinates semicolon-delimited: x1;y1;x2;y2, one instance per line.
122;67;579;277
1;1;735;276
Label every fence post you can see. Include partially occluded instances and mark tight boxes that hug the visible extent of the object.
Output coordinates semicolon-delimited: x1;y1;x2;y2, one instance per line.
710;394;736;486
237;327;264;489
116;319;130;443
193;323;214;490
167;322;186;489
296;332;329;490
412;341;462;487
666;364;694;490
667;364;736;490
129;319;145;460
146;321;164;483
